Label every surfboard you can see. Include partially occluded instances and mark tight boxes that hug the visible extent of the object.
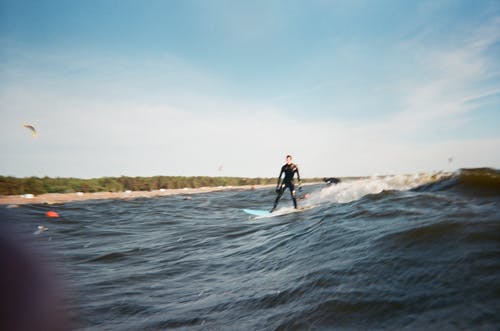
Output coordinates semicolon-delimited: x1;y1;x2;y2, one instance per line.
243;205;316;218
242;209;271;217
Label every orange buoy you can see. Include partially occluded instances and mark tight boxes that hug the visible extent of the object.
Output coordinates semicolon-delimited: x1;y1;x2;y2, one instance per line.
45;211;60;218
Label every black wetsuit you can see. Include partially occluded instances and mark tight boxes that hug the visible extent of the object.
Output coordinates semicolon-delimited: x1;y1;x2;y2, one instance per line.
272;163;300;211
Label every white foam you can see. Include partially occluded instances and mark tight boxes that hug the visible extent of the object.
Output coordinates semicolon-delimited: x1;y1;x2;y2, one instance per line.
309;172;450;205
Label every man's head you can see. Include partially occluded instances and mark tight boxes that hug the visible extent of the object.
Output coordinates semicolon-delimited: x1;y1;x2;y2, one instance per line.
286;155;292;164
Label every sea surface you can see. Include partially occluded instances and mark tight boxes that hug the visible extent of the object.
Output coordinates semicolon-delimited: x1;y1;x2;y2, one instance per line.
1;168;499;330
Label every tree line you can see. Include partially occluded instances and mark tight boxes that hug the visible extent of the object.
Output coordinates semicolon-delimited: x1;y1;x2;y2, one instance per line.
0;176;320;196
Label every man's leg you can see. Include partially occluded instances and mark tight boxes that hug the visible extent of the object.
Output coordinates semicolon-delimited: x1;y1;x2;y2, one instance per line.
271;185;284;212
289;183;298;208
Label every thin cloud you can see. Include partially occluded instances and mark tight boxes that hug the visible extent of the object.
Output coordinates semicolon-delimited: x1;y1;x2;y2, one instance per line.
382;16;500;134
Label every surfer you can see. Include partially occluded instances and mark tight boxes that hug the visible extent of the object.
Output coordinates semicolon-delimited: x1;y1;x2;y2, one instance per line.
271;155;301;212
323;177;341;185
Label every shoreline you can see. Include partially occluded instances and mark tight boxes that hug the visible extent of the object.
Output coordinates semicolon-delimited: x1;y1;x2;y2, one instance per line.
0;184;276;206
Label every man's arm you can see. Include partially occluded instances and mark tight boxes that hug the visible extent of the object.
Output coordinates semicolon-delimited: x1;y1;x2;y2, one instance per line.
276;167;284;187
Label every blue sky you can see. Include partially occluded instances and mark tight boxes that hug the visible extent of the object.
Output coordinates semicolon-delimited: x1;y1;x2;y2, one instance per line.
1;0;499;178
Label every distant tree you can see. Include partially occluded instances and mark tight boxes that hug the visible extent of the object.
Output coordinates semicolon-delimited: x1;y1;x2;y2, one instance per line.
0;175;324;195
23;177;45;195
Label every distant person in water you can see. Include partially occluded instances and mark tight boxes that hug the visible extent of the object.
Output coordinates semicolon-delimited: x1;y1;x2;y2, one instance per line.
271;155;301;212
324;177;341;185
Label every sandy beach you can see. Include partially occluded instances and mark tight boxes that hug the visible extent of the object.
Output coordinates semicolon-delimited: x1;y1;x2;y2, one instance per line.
0;184;275;205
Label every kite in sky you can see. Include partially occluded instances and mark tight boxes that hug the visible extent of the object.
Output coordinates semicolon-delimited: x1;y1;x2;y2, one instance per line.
23;124;37;137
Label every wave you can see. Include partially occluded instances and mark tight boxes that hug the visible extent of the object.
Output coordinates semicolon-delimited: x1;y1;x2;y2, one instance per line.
86;247;148;263
307;171;452;205
412;168;500;196
305;168;499;207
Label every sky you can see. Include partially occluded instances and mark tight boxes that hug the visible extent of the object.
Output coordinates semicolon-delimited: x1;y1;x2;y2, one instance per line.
1;0;499;178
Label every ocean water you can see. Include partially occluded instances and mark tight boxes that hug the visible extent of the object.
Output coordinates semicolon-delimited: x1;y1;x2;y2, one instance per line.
1;168;499;330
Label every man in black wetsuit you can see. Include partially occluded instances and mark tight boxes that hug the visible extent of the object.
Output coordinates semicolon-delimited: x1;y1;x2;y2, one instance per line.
271;155;301;212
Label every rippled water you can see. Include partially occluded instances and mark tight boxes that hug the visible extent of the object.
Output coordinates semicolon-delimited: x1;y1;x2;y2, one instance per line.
1;169;499;330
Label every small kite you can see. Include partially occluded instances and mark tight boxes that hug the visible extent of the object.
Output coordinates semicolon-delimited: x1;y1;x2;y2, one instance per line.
23;124;37;137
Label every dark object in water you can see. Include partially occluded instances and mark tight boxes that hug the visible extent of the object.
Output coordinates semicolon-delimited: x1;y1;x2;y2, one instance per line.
323;177;341;185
